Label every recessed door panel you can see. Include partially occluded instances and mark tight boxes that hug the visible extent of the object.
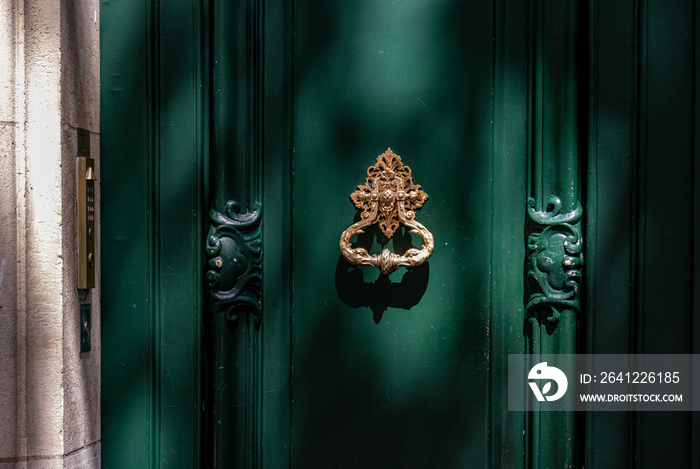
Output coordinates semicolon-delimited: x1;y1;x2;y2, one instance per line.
291;2;500;466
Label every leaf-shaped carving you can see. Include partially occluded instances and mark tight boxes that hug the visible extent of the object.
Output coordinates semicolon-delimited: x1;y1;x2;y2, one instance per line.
525;201;583;332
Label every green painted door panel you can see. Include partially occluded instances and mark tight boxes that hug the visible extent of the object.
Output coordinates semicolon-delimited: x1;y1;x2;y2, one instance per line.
585;1;700;467
101;0;205;467
289;1;520;467
203;0;532;466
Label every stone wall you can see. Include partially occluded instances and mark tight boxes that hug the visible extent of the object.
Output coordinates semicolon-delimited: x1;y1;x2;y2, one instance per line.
0;0;100;467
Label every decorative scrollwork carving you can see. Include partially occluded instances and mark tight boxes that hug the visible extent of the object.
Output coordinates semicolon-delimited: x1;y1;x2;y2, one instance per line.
339;149;434;275
205;200;262;329
528;196;583;224
526;198;583;330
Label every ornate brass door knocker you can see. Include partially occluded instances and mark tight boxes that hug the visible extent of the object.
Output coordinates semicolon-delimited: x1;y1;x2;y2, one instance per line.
339;149;435;275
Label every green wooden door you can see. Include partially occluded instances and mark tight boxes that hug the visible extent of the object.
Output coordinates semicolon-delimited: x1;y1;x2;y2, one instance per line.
101;0;700;467
101;0;573;467
203;1;541;467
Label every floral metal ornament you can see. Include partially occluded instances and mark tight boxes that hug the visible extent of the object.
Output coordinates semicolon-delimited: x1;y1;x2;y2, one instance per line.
525;196;583;331
205;201;262;329
339;149;434;275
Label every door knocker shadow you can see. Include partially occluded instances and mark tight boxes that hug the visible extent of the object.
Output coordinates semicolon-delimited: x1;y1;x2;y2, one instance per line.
335;224;430;324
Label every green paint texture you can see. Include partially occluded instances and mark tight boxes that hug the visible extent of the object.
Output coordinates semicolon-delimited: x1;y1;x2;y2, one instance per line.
101;0;700;467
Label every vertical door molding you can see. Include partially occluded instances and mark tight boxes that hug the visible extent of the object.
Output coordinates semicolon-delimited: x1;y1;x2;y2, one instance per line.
102;0;206;466
204;0;265;467
488;0;529;467
205;0;264;325
525;0;584;334
524;1;584;468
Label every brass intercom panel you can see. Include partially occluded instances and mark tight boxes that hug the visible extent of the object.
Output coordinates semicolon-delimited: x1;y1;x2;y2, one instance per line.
77;128;96;289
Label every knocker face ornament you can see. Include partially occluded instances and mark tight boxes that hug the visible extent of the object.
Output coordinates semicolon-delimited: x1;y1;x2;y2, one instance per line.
379;187;396;214
339;149;435;275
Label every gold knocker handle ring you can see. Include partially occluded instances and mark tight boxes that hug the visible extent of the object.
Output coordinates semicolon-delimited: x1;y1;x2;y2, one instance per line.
338;149;435;275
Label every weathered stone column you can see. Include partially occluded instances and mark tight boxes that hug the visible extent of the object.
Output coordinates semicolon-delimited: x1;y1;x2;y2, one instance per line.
0;0;100;467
